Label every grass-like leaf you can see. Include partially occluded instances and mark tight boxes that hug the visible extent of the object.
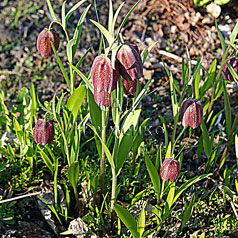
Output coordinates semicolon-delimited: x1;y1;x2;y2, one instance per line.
46;0;57;21
51;42;71;92
114;203;139;238
116;0;141;38
215;19;226;55
145;155;161;202
222;81;231;137
90;19;114;45
65;0;87;23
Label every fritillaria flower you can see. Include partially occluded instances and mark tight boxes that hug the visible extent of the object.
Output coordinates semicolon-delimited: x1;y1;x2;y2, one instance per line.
33;119;54;145
116;42;143;82
222;57;238;82
179;98;203;129
91;54;118;107
160;158;180;183
37;28;60;57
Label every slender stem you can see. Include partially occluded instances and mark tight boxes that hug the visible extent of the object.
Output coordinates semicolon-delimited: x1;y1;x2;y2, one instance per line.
100;109;106;204
207;45;232;116
73;186;81;217
132;152;136;174
111;80;121;229
111;167;117;228
70;65;74;93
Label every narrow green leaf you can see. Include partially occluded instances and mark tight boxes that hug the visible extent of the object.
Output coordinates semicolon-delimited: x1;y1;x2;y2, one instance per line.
194;68;200;99
169;72;178;118
56;92;65;115
131;118;150;154
61;1;66;29
137;205;145;238
116;126;135;175
72;4;91;59
65;0;87;23
52;92;57;120
114;203;139;238
120;109;141;140
117;0;141;38
199;232;205;238
200;59;217;99
67;39;75;63
223;81;231;137
158;116;168;148
7;143;15;159
141;41;158;65
200;121;212;158
13;118;23;144
67;85;86;123
53;158;58;205
214;0;230;5
235;134;238;160
88;89;102;132
30;82;37;118
108;0;113;34
69;63;94;93
39;149;53;174
165;142;172;159
73;48;90;83
173;174;212;204
131;79;151;111
46;0;57;21
215;20;226;55
68;161;79;188
112;2;124;34
230;22;238;46
90;19;114;44
145;155;161;202
226;61;238;85
166;183;175;210
51;42;70;92
88;124;114;168
182;193;196;229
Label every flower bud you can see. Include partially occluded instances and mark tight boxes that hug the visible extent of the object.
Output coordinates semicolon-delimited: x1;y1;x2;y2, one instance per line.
91;54;117;107
179;98;203;129
160;158;180;183
33;119;54;145
122;79;137;96
116;42;143;82
37;28;60;57
222;57;238;82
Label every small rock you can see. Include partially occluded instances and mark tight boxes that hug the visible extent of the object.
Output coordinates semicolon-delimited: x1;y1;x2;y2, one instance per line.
206;2;221;18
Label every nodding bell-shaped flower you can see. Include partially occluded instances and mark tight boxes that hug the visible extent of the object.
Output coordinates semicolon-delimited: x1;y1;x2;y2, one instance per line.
116;42;143;82
160;158;180;183
91;54;118;107
222;57;238;82
37;28;60;57
179;98;203;129
33;119;54;145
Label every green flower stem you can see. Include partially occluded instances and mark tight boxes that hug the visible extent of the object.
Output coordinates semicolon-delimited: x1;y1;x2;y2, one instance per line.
48;20;70;42
111;166;117;227
207;45;232;116
73;186;81;217
100;109;106;204
70;65;74;93
111;83;121;228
